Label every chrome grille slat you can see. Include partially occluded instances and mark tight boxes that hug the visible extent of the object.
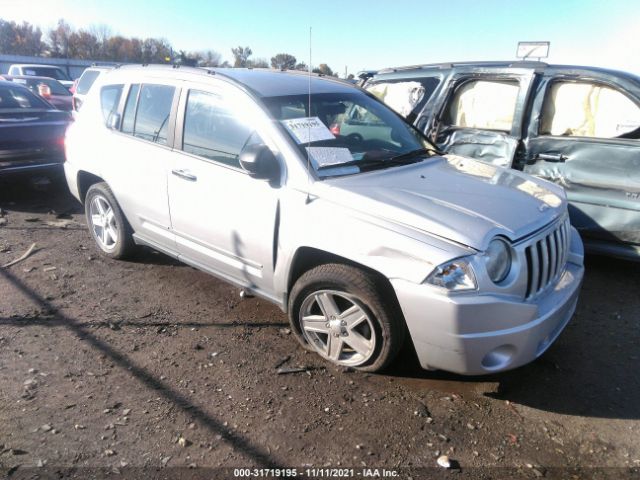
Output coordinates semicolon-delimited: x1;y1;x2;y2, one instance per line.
549;231;557;280
524;218;570;300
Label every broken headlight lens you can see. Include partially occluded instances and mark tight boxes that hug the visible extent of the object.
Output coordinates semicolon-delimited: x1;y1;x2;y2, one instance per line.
484;238;512;284
425;258;477;291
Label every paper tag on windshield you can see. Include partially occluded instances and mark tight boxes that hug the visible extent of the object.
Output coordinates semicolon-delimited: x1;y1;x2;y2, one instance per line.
305;147;353;169
281;117;335;144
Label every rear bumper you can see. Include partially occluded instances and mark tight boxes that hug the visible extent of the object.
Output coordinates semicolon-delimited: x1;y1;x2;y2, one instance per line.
0;160;63;177
392;259;584;375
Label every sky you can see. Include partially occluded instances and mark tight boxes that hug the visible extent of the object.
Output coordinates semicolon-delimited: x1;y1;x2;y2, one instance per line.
1;0;638;76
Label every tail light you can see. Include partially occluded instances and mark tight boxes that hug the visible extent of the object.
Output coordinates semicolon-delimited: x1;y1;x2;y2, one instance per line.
70;79;78;94
37;83;52;98
330;123;341;135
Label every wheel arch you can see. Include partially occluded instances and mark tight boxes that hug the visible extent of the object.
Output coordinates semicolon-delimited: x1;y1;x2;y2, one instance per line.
77;171;105;204
285;246;402;315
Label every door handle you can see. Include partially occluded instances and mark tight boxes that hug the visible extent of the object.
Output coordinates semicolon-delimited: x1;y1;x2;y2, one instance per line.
171;169;197;181
536;153;567;162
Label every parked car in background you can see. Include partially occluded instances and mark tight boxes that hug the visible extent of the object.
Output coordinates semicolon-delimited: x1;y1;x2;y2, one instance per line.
366;62;640;259
72;65;114;111
8;64;74;89
0;80;71;177
64;65;584;375
1;75;73;111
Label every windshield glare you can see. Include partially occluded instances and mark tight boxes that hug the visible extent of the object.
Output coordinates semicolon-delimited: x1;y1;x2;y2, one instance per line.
261;92;433;176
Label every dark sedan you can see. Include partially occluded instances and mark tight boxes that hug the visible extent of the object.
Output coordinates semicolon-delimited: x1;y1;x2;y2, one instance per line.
0;81;71;178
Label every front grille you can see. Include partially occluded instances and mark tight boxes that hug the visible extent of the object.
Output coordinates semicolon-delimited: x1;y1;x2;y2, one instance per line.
524;218;571;299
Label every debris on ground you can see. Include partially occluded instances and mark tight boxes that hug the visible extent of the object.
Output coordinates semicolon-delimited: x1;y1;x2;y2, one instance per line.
274;355;291;369
177;436;191;448
2;243;38;268
276;367;308;375
437;455;451;468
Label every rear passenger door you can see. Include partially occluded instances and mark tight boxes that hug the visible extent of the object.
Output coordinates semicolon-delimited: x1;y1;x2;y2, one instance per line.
102;82;179;252
167;83;281;298
425;67;535;167
523;70;640;247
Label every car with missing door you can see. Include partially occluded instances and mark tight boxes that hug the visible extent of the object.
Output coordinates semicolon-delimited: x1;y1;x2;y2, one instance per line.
64;65;584;375
365;61;640;259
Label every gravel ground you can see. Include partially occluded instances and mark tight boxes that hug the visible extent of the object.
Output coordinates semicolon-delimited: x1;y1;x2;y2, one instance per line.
1;179;639;480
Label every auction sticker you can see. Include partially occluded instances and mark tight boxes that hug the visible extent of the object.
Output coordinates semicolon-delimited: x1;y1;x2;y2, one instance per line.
281;117;335;144
305;147;353;169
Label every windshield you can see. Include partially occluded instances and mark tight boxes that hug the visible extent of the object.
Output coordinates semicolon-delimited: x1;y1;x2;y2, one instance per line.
261;91;435;177
22;67;70;81
0;84;51;110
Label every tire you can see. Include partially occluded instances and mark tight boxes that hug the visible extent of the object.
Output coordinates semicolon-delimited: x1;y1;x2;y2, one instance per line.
84;182;136;259
288;263;405;372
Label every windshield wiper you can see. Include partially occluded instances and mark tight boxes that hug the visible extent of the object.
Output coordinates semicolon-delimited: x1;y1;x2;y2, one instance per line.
316;147;437;171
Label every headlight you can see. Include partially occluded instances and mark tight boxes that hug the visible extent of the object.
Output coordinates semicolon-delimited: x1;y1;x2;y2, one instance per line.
425;257;477;291
484;238;512;283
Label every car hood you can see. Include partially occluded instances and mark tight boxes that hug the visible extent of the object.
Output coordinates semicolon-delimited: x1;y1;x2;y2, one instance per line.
314;154;566;250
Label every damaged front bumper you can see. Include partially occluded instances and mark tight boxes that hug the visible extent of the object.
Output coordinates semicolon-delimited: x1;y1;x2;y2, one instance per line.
391;233;585;375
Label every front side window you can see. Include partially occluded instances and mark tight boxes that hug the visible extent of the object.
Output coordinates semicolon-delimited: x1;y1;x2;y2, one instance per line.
261;91;433;177
446;80;519;131
366;77;440;122
121;84;175;145
182;90;259;168
100;84;123;124
540;81;640;139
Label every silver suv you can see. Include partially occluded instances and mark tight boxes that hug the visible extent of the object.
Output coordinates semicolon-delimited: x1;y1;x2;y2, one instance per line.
64;65;584;375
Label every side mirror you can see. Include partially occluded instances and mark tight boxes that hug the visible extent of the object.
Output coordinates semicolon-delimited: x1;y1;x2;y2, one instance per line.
239;144;280;181
107;112;121;130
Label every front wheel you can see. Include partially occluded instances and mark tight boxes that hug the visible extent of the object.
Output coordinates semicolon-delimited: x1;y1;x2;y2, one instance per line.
85;182;136;259
288;264;405;372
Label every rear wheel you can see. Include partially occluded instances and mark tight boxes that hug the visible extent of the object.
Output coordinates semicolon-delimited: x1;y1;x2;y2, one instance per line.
288;263;405;372
85;182;136;259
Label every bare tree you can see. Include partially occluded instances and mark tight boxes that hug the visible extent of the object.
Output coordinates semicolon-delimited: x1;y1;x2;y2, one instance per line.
249;57;269;68
197;49;222;67
0;20;45;56
270;53;296;70
231;46;252;67
313;63;335;76
48;19;72;57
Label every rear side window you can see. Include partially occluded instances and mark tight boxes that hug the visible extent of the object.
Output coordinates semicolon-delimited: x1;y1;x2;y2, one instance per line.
100;84;123;124
76;70;101;95
366;77;440;122
124;84;175;145
182;90;258;168
540;81;640;139
446;80;519;131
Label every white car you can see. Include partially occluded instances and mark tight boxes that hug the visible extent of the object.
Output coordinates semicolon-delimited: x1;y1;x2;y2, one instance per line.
64;65;584;374
8;64;74;89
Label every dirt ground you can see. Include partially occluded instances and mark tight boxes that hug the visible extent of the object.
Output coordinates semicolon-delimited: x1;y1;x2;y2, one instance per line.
1;179;639;480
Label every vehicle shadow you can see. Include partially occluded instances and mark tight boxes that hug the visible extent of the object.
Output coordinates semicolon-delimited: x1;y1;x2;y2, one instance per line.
384;254;640;420
0;267;282;468
0;176;82;216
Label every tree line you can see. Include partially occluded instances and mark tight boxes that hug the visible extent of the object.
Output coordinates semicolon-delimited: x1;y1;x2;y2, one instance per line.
0;18;337;75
